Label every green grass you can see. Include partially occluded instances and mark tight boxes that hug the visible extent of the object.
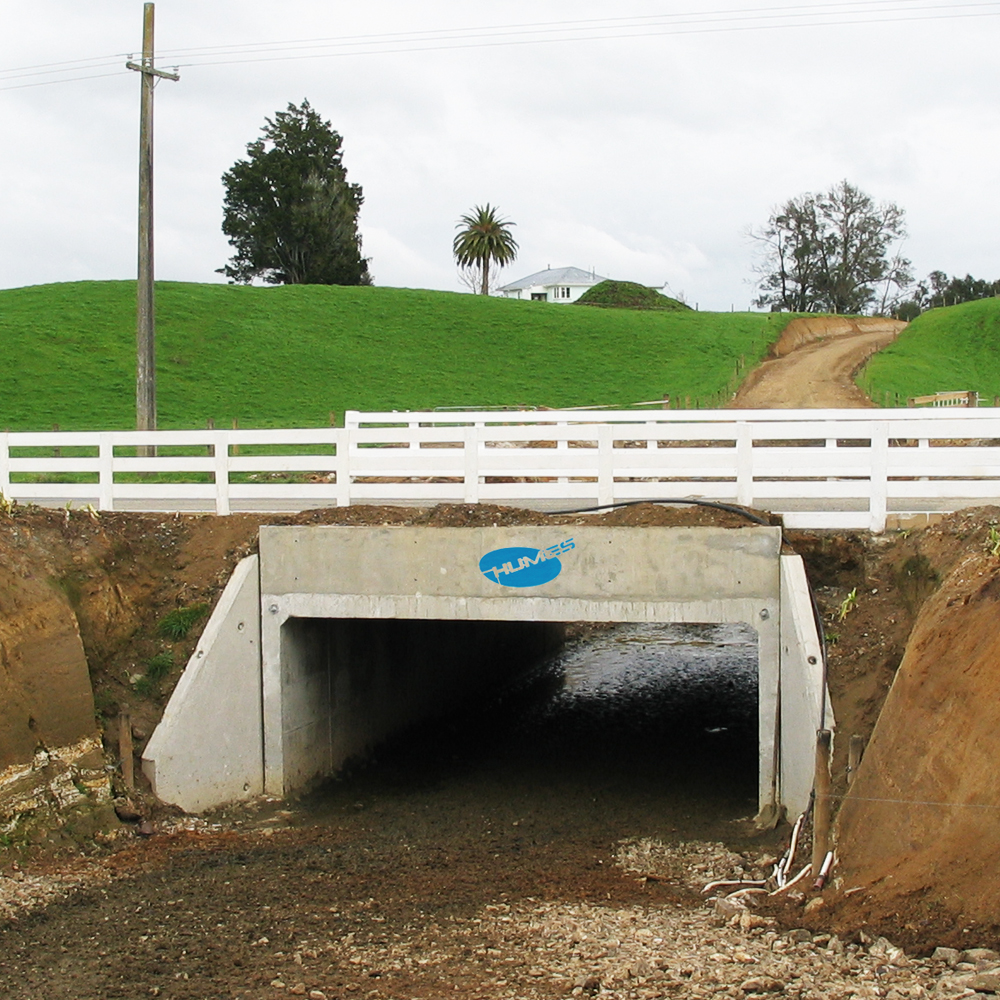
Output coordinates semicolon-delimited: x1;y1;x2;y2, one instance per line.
859;298;1000;405
0;280;792;430
157;604;209;641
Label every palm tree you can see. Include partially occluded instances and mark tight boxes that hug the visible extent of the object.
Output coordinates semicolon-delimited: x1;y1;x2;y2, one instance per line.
453;204;518;295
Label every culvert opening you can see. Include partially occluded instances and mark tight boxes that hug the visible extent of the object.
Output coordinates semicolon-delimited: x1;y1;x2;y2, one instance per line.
286;619;761;840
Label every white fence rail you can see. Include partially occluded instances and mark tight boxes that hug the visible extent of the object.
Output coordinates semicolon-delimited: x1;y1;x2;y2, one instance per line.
2;408;1000;531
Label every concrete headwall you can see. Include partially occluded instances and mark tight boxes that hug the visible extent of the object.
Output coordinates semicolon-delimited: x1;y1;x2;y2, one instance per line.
259;525;784;802
142;555;262;813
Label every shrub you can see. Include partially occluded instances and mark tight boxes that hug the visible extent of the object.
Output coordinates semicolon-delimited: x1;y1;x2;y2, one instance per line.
575;280;691;311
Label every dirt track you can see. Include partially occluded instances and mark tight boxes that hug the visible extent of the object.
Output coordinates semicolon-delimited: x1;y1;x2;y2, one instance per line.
730;317;906;408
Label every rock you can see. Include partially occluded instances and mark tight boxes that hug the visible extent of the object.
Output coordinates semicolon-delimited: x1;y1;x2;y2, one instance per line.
308;992;327;1000
968;972;1000;993
804;897;825;914
137;820;155;837
270;982;286;990
288;985;307;997
788;929;813;943
933;948;961;966
962;949;1000;964
113;797;142;823
739;911;770;932
739;977;784;993
714;897;747;920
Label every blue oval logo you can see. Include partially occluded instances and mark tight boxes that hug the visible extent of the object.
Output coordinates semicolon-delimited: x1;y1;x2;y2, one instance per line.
480;546;563;588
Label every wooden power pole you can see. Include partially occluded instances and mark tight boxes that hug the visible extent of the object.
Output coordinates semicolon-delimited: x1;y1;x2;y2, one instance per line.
127;3;179;435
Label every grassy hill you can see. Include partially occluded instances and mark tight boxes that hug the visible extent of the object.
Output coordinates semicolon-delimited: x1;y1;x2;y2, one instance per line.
0;281;789;431
858;298;1000;405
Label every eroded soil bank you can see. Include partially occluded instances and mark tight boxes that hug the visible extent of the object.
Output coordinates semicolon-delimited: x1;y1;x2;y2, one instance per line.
3;502;1000;999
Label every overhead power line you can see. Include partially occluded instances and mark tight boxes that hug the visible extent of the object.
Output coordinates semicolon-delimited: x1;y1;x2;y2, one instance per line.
1;0;998;92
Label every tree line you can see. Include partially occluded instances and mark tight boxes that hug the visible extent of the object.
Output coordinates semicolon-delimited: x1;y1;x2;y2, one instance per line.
218;101;996;317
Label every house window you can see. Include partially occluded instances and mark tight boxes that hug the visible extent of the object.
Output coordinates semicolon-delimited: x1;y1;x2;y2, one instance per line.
531;292;546;301
559;287;571;299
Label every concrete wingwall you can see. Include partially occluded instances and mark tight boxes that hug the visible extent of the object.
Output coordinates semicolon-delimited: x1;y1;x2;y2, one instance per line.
144;525;830;817
779;554;832;817
142;555;262;813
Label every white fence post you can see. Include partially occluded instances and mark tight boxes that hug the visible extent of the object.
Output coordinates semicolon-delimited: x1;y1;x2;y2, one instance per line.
736;421;753;507
463;425;480;503
98;434;114;511
0;431;9;501
333;426;350;507
869;421;889;533
214;432;231;516
597;424;614;506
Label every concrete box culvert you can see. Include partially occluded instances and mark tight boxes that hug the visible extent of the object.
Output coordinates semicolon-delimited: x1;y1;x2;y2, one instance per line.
143;526;830;817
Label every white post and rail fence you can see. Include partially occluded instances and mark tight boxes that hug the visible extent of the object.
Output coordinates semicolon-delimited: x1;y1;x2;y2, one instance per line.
2;408;999;532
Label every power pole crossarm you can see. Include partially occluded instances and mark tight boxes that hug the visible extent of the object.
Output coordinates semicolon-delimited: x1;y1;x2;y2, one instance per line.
125;61;180;82
126;2;179;439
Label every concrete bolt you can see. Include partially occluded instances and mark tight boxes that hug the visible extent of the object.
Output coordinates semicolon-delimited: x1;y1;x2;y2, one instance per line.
269;604;279;614
759;609;770;620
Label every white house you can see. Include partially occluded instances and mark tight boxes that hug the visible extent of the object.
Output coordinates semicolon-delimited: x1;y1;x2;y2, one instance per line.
498;266;608;303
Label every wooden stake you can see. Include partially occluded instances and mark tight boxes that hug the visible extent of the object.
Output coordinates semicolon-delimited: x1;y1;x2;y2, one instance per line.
119;712;135;791
847;733;865;786
811;729;833;878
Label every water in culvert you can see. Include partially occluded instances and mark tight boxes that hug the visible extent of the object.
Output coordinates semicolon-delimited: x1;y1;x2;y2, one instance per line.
298;622;760;848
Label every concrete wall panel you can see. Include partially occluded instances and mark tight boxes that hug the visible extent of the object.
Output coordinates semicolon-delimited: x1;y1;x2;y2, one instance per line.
142;555;263;813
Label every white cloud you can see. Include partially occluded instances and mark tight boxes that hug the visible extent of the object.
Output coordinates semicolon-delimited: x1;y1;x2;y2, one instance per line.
1;0;999;304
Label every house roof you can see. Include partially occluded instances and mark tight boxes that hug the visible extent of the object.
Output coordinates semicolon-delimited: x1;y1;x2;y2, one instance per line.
498;266;608;291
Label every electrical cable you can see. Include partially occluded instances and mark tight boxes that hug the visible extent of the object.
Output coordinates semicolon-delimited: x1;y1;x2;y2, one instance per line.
544;497;773;525
2;0;997;90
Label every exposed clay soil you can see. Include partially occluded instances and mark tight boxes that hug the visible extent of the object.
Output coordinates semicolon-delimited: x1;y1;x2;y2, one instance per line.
729;317;905;408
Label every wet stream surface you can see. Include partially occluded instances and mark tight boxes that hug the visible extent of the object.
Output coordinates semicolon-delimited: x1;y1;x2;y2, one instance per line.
0;623;774;1000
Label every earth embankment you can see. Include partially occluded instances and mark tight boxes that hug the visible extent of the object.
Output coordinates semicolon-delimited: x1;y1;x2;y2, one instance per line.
831;531;1000;942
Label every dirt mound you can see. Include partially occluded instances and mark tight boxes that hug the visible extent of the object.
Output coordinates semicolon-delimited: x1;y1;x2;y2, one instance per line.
829;530;1000;945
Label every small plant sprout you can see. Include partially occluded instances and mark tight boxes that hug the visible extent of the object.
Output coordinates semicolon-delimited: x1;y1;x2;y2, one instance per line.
837;587;858;621
157;603;209;641
0;491;15;516
84;503;100;521
986;524;1000;558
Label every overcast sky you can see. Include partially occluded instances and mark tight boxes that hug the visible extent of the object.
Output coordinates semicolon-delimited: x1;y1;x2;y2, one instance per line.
1;0;997;310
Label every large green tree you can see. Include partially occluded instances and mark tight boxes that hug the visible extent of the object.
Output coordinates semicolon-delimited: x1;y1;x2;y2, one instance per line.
219;101;371;286
453;204;518;295
751;181;911;314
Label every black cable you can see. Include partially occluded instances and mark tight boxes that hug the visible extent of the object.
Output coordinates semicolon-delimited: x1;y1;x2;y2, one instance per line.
545;497;772;525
